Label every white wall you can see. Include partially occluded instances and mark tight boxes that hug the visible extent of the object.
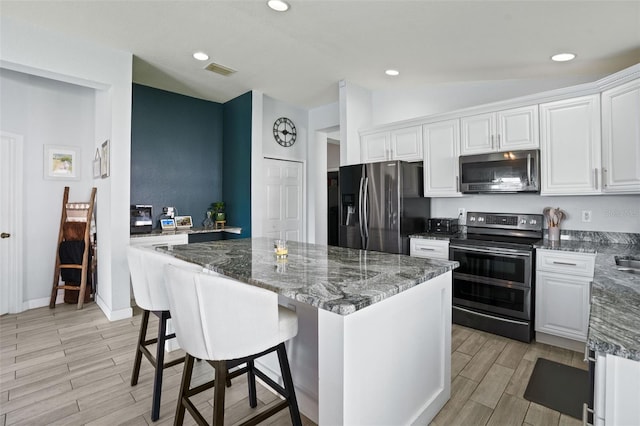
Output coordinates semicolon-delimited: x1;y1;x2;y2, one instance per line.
432;194;640;233
252;93;310;241
339;80;372;166
308;102;340;244
327;143;340;171
1;17;133;319
0;69;95;304
371;76;604;126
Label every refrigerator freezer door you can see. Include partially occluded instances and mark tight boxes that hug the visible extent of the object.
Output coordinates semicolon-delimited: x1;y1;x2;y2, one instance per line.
365;161;402;254
339;164;365;249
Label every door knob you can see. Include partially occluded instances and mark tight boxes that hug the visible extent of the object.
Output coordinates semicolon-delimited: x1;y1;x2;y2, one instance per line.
1;233;10;239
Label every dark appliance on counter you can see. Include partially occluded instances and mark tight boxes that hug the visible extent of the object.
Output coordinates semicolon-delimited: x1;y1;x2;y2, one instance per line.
427;217;459;235
459;149;540;194
130;204;153;234
339;160;430;255
449;211;543;342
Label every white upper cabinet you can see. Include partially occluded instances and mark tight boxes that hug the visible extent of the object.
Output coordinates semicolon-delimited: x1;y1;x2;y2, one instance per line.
423;119;461;197
361;126;422;163
540;95;602;195
601;79;640;193
390;126;423;161
361;132;389;163
460;105;539;155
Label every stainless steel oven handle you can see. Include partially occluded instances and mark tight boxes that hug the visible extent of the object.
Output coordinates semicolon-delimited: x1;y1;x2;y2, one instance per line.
453;306;530;326
450;244;532;257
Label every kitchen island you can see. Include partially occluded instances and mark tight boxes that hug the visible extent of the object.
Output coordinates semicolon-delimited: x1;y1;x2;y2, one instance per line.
157;237;459;425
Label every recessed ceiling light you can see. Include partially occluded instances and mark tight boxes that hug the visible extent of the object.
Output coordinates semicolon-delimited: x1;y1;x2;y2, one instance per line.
551;53;576;62
193;52;209;61
267;0;290;12
385;69;400;76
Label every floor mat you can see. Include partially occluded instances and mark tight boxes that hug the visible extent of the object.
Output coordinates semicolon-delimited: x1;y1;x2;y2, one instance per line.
523;357;589;419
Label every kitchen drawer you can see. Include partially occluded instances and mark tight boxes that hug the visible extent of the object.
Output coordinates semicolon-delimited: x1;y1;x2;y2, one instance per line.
536;249;595;277
410;238;449;260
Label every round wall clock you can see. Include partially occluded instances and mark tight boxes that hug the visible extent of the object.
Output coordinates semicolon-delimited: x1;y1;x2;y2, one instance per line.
273;117;297;147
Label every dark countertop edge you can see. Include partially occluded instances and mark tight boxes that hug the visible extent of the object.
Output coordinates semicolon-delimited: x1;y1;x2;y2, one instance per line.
130;226;242;238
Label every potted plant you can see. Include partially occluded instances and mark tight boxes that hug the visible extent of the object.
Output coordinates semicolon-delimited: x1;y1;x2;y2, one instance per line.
210;201;225;222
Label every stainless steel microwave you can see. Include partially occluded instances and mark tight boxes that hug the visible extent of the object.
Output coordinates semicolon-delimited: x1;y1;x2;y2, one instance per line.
459;149;540;194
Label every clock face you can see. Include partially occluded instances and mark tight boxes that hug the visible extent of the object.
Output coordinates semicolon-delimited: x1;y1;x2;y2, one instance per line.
273;117;297;147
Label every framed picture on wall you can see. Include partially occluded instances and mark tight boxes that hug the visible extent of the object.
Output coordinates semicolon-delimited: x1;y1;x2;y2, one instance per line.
43;145;80;180
93;148;101;179
100;139;110;178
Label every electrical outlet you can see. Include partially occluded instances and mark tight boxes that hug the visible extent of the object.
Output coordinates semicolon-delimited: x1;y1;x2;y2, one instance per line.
582;210;592;223
458;208;466;224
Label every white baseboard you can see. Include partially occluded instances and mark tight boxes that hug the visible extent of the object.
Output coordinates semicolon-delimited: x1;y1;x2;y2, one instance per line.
22;291;64;311
95;293;133;321
536;332;586;353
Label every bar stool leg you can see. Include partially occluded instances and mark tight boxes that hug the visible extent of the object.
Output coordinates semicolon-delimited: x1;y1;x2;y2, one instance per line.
247;360;257;408
175;354;195;426
151;311;169;421
277;343;302;426
131;310;150;386
212;360;227;426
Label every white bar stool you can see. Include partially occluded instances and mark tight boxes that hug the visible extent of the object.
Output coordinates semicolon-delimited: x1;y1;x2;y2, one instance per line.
127;246;203;422
164;264;302;426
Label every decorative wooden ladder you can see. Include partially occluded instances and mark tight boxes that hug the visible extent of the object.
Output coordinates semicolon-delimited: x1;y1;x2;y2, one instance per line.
49;186;97;309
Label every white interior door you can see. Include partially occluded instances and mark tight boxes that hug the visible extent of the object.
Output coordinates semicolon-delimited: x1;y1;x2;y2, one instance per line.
263;158;303;241
1;131;24;314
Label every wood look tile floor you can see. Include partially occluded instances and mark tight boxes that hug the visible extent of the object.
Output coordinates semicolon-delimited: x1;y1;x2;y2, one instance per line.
1;302;586;426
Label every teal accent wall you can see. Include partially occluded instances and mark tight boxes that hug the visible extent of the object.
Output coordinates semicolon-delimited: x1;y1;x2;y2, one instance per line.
131;84;223;227
222;91;252;238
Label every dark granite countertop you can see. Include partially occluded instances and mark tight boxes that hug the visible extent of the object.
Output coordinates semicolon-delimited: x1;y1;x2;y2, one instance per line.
130;226;242;238
157;237;459;316
409;233;460;241
535;234;640;361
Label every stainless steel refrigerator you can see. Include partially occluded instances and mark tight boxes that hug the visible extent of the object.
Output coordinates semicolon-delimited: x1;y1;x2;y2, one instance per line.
338;160;430;254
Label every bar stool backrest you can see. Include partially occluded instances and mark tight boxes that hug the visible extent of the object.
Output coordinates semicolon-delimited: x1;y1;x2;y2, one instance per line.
127;246;202;312
164;264;281;361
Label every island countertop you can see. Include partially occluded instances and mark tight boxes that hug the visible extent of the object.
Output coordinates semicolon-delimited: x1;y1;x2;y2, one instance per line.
157;237;459;315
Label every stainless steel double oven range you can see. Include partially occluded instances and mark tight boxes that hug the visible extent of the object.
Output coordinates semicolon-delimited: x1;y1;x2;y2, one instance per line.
449;212;543;342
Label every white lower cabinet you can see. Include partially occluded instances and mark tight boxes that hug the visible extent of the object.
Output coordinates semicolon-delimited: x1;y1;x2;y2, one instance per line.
535;249;595;342
593;352;640;426
410;238;449;260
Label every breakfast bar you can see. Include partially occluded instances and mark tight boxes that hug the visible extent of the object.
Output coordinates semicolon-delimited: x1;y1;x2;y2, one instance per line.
157;237;459;425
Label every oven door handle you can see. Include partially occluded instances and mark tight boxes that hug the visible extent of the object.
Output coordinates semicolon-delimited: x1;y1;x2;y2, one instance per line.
453;306;530;326
450;244;532;257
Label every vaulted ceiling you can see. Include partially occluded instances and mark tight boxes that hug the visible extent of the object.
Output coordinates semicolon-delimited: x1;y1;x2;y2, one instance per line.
2;1;639;108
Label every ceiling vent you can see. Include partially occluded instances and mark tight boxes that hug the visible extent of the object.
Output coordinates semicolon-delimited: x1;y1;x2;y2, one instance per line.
204;62;236;76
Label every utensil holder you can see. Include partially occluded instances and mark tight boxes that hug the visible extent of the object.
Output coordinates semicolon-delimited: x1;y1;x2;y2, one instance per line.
548;227;560;241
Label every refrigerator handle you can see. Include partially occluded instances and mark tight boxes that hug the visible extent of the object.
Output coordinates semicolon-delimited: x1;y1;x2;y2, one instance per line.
363;177;370;246
358;176;365;247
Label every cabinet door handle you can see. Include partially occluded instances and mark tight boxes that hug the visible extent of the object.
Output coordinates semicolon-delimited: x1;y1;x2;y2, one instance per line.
594;168;599;190
602;168;607;188
497;134;501;149
419;247;436;251
552;260;578;266
491;135;495;149
456;175;460;192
